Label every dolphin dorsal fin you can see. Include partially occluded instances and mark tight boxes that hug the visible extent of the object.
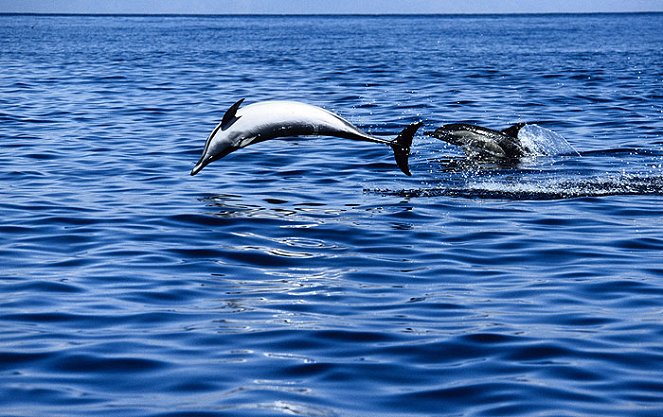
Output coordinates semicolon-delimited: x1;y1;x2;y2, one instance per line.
221;98;245;128
501;122;527;138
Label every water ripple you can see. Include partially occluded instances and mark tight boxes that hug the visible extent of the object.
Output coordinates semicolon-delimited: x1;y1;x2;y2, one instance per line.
2;13;663;417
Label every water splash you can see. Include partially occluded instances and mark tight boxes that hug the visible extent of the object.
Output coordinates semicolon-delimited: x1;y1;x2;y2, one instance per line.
371;172;663;200
382;126;663;200
518;124;580;157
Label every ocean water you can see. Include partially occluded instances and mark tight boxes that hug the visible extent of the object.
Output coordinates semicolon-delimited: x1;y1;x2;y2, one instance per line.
1;13;663;417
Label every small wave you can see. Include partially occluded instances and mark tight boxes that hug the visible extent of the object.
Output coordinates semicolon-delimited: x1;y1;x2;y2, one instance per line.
371;174;663;200
579;148;663;158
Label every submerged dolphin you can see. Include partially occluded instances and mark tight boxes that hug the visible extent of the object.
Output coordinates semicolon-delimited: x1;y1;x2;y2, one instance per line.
426;123;530;159
191;99;422;176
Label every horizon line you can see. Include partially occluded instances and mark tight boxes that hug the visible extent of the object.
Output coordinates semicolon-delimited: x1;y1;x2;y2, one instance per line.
1;11;662;17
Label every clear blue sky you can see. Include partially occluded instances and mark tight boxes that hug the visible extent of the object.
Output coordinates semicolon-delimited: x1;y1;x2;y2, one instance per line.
1;0;663;14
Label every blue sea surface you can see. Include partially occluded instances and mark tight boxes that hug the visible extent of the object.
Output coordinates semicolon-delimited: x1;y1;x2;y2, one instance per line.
1;13;663;417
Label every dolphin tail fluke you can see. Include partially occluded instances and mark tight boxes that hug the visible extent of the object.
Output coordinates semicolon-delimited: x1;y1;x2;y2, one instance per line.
390;121;423;176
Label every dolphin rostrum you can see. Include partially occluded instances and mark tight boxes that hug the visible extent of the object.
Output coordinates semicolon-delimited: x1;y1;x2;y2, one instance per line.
426;123;530;159
191;99;422;176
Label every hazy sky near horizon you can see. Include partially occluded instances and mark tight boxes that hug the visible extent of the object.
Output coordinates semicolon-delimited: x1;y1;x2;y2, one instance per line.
2;0;663;14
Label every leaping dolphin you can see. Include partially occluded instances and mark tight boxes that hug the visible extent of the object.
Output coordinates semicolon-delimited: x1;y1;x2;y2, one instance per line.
191;99;422;176
426;123;530;159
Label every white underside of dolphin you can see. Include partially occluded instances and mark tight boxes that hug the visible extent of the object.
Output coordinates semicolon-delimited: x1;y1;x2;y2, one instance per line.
191;99;422;176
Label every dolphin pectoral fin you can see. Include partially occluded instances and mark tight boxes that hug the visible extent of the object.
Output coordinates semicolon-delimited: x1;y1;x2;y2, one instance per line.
390;121;423;176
